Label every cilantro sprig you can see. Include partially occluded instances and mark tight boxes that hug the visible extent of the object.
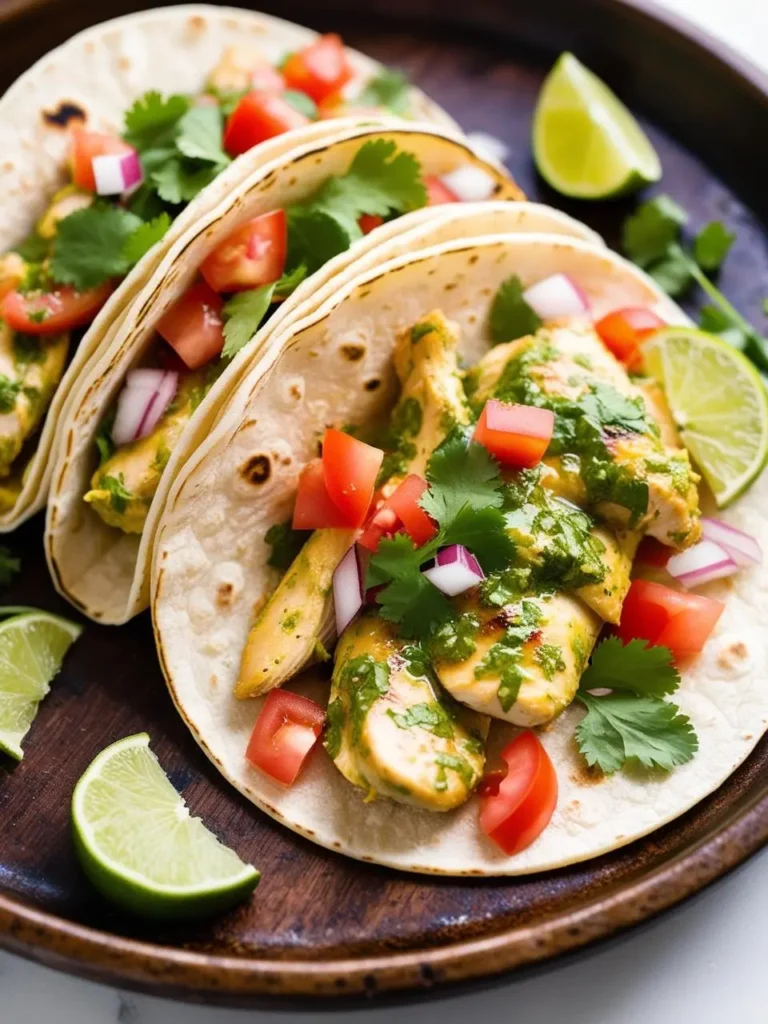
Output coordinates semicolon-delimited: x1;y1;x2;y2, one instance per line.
623;195;768;373
358;69;411;115
574;637;697;773
489;275;542;343
367;429;515;638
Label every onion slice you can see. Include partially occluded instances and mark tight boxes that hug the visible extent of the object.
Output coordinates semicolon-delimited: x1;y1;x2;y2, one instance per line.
423;544;485;596
667;539;739;588
93;148;143;196
439;165;498;202
111;369;178;447
523;273;590;320
333;545;365;635
701;517;762;567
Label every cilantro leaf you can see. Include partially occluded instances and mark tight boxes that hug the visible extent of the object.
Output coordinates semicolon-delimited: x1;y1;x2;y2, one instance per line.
694;221;735;272
124;91;189;149
101;473;133;514
274;264;307;298
622;194;687;268
579;637;680;698
12;233;49;262
358;69;411;115
388;701;455;738
421;431;505;525
286;208;351;275
442;505;516;572
221;285;275;359
175;106;229;165
50;205;142;289
576;692;697;773
0;546;20;587
377;575;453;638
265;520;311;570
151;159;219;205
0;376;22;413
489;275;542;343
95;417;115;466
282;90;318;120
647;242;693;297
121;213;171;266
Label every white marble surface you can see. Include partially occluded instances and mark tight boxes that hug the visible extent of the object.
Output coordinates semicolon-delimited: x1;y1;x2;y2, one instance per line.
2;0;767;1020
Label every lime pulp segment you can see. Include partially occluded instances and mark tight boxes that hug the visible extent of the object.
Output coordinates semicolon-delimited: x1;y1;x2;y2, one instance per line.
533;52;661;199
72;733;260;918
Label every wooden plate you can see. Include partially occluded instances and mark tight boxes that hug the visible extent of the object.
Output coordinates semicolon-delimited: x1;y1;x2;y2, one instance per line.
1;0;767;1007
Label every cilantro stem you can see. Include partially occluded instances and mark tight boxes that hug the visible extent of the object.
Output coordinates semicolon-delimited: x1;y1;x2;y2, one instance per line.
685;257;753;335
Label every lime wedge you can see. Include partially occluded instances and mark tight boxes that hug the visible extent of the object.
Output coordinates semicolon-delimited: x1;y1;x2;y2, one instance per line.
72;734;260;918
643;327;768;506
0;610;82;760
533;52;662;199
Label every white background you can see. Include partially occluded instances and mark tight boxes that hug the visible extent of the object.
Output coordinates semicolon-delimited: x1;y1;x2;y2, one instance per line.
2;0;767;1020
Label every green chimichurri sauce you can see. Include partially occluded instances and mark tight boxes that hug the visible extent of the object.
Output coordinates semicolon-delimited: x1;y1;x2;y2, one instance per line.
474;599;544;712
376;395;423;486
324;654;390;759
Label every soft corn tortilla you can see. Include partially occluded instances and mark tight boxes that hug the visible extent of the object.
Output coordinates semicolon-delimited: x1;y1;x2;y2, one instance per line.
0;4;453;529
151;232;768;875
45;132;549;625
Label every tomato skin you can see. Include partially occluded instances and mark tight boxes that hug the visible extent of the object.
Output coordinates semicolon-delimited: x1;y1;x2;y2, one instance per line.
224;92;310;156
156;280;225;369
358;214;384;235
282;34;354;104
1;282;112;335
617;579;724;662
245;689;326;786
595;307;666;369
474;400;555;469
292;459;353;529
69;127;132;192
250;64;286;93
425;175;460;205
359;474;436;551
200;210;287;293
480;731;558;855
322;428;384;528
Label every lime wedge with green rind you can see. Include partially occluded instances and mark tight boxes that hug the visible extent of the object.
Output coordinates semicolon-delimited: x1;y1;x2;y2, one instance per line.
643;327;768;506
72;733;260;919
0;610;82;760
533;52;661;199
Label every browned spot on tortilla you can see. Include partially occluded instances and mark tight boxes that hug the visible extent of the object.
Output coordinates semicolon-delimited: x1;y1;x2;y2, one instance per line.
210;675;218;690
468;314;477;324
469;254;479;265
187;14;207;32
289;383;302;400
364;378;381;392
568;799;581;810
240;454;271;485
42;102;86;129
216;582;234;609
289;176;297;186
357;289;371;299
341;343;365;362
444;282;457;291
2;161;13;172
118;56;131;71
251;596;266;620
570;764;605;786
717;640;749;671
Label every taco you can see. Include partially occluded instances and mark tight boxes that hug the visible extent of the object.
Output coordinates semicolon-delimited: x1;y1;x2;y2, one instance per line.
151;226;767;875
45;125;538;624
0;4;451;528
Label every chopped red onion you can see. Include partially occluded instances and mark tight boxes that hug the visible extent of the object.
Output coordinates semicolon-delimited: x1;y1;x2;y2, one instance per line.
92;149;143;196
111;369;178;447
467;131;510;164
333;545;365;635
523;273;590;320
423;544;485;596
701;517;762;567
439;165;497;202
667;539;739;588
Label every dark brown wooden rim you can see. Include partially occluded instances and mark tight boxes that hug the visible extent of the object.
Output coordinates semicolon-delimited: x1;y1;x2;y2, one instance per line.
1;0;768;1005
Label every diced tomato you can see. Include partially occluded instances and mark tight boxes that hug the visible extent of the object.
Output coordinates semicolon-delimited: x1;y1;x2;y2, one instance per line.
156;280;224;369
68;127;133;193
635;537;671;568
479;731;558;855
322;428;383;528
292;459;352;529
474;400;554;469
1;282;112;335
245;689;326;786
358;214;384;235
282;34;354;105
595;307;666;370
200;210;287;293
250;64;286;94
224;92;310;156
617;579;724;663
359;474;436;551
425;175;460;206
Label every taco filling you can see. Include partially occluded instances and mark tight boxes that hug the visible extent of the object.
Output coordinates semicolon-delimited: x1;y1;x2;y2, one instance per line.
0;34;433;514
83;141;504;534
237;281;718;846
